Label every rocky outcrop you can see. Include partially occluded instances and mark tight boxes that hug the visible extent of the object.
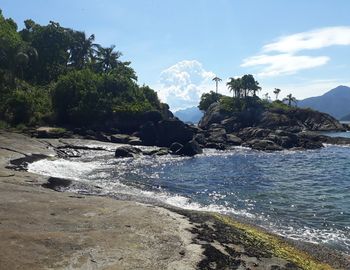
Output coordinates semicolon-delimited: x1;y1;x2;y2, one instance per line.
259;108;345;132
176;140;203;156
115;146;142;158
198;102;231;130
140;119;194;147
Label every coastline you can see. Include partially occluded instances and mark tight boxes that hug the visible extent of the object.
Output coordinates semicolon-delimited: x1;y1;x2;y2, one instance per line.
0;131;349;269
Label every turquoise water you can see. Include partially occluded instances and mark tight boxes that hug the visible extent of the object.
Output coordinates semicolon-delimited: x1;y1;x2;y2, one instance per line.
28;142;350;254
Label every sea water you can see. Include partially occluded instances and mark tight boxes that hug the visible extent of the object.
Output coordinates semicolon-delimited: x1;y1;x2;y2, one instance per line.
28;141;350;254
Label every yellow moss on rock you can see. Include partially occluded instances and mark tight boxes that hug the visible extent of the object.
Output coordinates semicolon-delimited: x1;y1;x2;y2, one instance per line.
212;213;333;270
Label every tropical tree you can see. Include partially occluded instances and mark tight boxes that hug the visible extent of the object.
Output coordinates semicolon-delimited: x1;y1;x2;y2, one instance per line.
198;91;222;111
227;77;242;98
263;93;271;101
241;74;261;97
273;88;281;100
212;76;222;95
69;32;99;69
95;45;122;73
283;94;297;107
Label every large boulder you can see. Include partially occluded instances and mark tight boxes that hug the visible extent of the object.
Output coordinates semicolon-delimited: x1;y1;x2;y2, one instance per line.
198;103;231;129
176;140;203;156
140;119;194;147
226;134;242;145
139;121;158;146
157;119;194;147
244;139;283;151
207;128;227;143
170;142;183;153
110;134;130;144
115;146;142;158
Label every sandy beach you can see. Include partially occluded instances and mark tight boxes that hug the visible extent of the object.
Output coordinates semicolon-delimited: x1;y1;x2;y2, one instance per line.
0;131;349;269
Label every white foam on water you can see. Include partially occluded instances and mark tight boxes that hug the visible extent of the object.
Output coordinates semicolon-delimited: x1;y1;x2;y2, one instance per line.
28;158;106;181
28;154;350;253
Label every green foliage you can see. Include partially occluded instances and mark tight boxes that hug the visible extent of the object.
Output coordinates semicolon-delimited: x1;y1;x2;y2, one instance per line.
198;91;222;111
52;69;161;126
0;10;165;129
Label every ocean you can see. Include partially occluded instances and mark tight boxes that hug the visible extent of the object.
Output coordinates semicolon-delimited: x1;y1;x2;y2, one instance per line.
28;136;350;255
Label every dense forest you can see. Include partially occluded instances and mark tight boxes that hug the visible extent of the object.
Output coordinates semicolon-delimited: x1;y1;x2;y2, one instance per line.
0;9;167;129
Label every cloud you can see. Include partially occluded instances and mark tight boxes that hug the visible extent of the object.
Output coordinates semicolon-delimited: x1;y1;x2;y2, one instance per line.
241;26;350;77
242;54;329;77
156;60;216;111
263;26;350;53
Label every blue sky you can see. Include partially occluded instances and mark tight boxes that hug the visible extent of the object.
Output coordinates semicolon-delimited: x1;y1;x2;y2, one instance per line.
2;0;350;110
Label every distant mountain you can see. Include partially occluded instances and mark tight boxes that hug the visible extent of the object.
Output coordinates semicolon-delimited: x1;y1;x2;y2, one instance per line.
298;85;350;119
341;113;350;121
174;107;203;124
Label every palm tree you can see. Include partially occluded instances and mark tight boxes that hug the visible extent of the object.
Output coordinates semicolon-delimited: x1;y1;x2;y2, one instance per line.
212;76;222;95
273;88;281;100
70;32;99;68
96;45;122;73
227;77;242;98
283;94;297;107
241;74;261;97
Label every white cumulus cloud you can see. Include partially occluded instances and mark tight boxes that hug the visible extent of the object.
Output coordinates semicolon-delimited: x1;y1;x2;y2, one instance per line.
263;26;350;53
241;26;350;77
156;60;216;111
242;54;330;77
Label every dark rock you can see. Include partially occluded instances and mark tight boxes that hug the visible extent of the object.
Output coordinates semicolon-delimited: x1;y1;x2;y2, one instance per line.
154;148;170;156
194;133;207;145
221;116;242;133
322;136;350;145
42;177;72;191
128;137;142;145
139;121;158;146
110;134;130;144
199;103;231;129
115;146;142;158
226;134;242;145
157;119;194;147
298;139;324;149
207;128;227;143
238;127;271;141
170;142;183;153
244;139;283;151
94;132;111;142
205;142;226;150
176;140;203;156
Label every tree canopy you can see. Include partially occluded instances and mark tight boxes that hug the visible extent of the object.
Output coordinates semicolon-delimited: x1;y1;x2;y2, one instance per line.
0;9;164;128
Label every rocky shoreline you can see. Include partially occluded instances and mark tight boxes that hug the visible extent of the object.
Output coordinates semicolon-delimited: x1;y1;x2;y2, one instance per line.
1;131;350;269
28;103;350;158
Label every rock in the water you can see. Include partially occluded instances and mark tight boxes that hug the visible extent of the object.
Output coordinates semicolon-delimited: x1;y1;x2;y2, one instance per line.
244;139;283;151
156;119;194;147
139;121;158;146
205;142;226;150
128;137;142;145
226;134;242;145
115;146;142;158
207;128;227;143
110;134;130;144
176;140;203;156
193;133;207;145
170;142;183;153
140;119;194;147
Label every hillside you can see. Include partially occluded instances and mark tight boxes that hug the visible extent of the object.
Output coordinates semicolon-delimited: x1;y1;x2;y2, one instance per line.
174;107;203;124
298;85;350;119
341;113;350;121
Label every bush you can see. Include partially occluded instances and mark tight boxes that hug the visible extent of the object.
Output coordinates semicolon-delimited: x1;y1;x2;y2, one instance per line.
4;89;34;124
198;91;222;111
